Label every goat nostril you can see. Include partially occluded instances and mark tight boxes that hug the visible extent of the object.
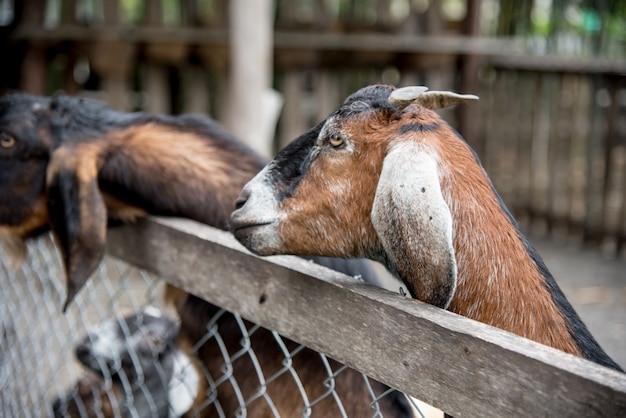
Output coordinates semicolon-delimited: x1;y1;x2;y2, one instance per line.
234;192;249;210
75;343;90;359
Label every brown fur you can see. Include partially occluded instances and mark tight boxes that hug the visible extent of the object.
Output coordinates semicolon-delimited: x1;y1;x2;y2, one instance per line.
0;196;48;238
179;297;402;418
53;373;124;418
278;121;388;259
99;124;262;229
417;109;581;355
271;105;582;356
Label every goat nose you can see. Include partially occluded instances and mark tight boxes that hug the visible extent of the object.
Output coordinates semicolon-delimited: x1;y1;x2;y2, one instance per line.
75;342;91;359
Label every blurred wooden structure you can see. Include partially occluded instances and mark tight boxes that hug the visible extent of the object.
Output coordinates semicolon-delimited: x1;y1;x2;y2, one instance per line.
1;0;625;253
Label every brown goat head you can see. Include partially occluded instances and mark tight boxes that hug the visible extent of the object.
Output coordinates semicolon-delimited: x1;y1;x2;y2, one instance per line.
230;84;626;372
231;85;476;309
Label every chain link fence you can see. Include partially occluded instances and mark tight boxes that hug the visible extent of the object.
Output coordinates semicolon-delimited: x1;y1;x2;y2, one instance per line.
0;234;437;418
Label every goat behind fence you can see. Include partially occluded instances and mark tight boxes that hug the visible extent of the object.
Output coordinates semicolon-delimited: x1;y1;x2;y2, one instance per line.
0;232;435;418
2;220;626;417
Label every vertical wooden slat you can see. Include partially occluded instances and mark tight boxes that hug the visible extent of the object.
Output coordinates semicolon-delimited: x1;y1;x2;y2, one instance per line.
143;65;170;113
546;73;566;234
278;71;306;149
144;0;163;26
142;0;171;114
102;0;119;25
180;0;199;26
457;0;483;153
597;77;620;247
225;0;276;158
583;75;605;244
60;0;78;25
183;68;210;115
480;67;497;179
565;74;589;235
17;0;47;94
515;71;535;228
618;163;626;254
528;73;545;228
314;70;340;122
492;70;518;205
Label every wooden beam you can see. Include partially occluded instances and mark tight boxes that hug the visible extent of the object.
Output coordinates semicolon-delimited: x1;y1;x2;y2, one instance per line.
106;217;626;418
9;26;524;56
488;55;626;75
10;26;626;73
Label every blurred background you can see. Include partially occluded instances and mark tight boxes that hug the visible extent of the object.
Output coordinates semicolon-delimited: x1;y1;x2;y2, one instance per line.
1;0;625;256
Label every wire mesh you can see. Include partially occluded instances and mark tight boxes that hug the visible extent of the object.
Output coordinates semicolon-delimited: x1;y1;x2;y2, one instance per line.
0;233;437;418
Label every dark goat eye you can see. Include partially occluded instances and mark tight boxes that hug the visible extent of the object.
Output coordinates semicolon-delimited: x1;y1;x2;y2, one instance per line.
0;133;16;149
329;134;344;147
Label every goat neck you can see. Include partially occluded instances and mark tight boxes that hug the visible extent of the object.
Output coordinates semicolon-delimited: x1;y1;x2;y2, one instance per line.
230;84;623;372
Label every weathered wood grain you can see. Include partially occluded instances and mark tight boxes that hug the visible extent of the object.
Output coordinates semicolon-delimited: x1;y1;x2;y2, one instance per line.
107;217;626;418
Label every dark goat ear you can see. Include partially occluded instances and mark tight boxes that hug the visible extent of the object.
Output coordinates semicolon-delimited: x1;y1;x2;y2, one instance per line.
46;145;107;311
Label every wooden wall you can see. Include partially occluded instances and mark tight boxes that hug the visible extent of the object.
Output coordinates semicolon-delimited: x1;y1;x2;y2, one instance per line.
2;0;625;253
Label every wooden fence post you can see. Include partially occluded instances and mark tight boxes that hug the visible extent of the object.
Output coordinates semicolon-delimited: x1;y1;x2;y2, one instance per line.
225;0;278;158
17;0;47;95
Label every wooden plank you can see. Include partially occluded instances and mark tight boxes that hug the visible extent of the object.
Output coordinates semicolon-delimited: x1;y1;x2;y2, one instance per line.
106;217;626;418
8;27;526;56
10;25;626;73
488;55;626;75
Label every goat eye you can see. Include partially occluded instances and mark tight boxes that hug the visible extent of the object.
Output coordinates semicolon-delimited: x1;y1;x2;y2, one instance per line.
329;134;344;147
0;133;16;148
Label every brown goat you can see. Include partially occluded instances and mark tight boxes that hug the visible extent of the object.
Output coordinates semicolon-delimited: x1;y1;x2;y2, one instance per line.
53;308;201;418
0;93;413;417
53;373;125;418
230;84;623;373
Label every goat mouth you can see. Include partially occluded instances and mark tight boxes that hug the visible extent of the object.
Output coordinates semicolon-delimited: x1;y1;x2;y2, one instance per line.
231;221;281;255
232;221;275;237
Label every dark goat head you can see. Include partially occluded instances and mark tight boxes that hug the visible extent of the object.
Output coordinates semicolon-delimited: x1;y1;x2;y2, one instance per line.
0;93;117;310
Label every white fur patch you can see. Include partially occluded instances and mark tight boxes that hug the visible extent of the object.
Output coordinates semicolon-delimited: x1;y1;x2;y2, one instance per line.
231;163;283;253
168;351;200;418
143;305;163;318
88;319;124;359
372;141;457;308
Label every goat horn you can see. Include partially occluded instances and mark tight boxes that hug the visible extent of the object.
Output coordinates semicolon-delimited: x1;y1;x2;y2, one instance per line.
416;91;479;110
389;86;429;111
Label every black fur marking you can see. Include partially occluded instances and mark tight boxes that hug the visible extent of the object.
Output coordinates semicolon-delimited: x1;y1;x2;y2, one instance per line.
269;123;323;201
46;169;79;258
400;123;440;134
339;84;396;115
269;85;397;201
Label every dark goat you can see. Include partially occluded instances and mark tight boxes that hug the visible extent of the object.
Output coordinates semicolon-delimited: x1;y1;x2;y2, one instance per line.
0;93;266;308
53;373;125;418
53;308;200;418
0;93;412;417
231;84;623;372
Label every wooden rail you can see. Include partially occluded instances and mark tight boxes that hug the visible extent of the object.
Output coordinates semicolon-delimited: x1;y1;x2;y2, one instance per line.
107;217;626;418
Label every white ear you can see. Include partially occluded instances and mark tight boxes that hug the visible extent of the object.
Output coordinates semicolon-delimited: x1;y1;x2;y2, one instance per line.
371;142;457;309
